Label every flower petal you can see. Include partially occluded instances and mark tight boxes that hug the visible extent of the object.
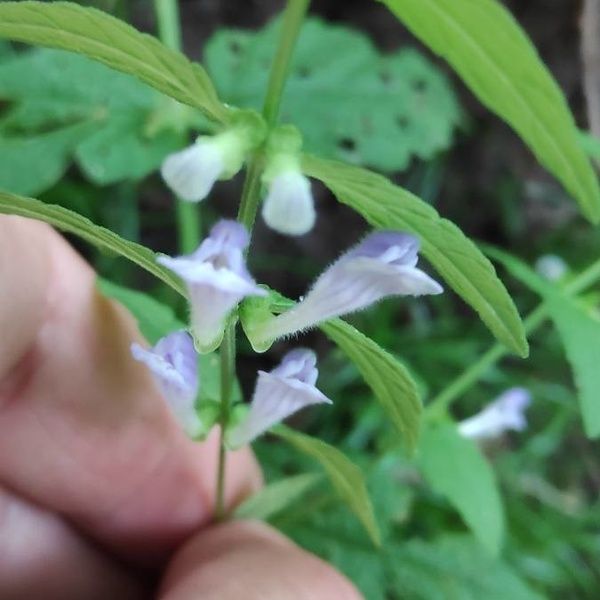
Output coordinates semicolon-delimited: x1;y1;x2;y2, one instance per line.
160;141;224;202
262;171;316;236
131;331;202;437
227;349;331;448
458;387;531;440
255;231;442;343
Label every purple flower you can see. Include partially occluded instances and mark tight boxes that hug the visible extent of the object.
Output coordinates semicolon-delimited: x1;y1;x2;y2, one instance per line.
131;331;201;437
227;349;331;448
158;220;266;352
252;231;442;346
261;170;315;236
458;387;532;440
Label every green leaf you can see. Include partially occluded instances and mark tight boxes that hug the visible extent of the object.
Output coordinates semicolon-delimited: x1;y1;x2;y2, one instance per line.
97;279;220;402
378;0;600;222
0;122;94;195
303;155;528;357
234;473;322;521
240;289;422;448
272;426;380;545
0;190;184;295
0;1;227;123
418;422;504;555
205;17;461;171
321;319;422;451
485;247;600;437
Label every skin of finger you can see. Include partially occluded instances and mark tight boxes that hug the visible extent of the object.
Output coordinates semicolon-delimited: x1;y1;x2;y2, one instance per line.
0;485;145;600
0;216;262;563
158;521;363;600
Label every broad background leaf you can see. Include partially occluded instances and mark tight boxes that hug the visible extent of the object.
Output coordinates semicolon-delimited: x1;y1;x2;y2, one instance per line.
0;1;227;123
205;17;461;171
0;191;184;295
486;247;600;437
303;155;528;357
418;421;504;555
272;426;380;545
0;49;185;193
379;0;600;222
321;319;422;450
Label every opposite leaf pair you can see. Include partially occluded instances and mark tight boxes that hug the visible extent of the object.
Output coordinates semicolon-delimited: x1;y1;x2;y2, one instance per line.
132;332;330;448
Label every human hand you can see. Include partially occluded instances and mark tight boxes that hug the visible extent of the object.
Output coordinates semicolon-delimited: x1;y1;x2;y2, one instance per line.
0;216;361;599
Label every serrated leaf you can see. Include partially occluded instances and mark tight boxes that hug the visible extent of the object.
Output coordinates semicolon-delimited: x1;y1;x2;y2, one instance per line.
97;278;220;402
0;49;183;188
272;426;380;545
0;1;227;123
321;319;422;450
0;190;184;295
379;0;600;222
303;155;528;356
0;123;94;195
205;17;461;170
234;473;322;521
486;247;600;437
418;422;504;555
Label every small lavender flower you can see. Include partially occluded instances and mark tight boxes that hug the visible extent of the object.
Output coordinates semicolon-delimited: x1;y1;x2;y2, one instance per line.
535;254;568;282
131;330;202;437
261;169;316;236
158;220;266;352
161;129;247;202
227;349;331;448
161;139;224;202
252;231;442;345
458;387;532;440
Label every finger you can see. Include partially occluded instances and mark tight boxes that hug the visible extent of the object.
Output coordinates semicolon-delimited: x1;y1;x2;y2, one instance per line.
159;521;362;600
0;485;144;600
0;216;262;562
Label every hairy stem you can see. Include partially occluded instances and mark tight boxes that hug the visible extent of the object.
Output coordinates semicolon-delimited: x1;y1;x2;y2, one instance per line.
215;0;310;518
426;256;600;417
153;0;201;253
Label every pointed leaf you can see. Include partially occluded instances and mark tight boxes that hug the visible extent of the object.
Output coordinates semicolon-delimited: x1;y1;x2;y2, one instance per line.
0;1;227;122
0;191;184;295
272;426;380;545
486;247;600;437
234;473;322;521
378;0;600;222
303;156;527;357
321;319;421;450
418;421;504;555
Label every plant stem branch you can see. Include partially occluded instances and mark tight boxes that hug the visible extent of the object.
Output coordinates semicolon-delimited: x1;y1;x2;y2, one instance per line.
154;0;201;253
215;0;310;518
426;256;600;417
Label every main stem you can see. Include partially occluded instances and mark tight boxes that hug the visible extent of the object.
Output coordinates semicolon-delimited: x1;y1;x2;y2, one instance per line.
214;0;310;518
154;0;201;254
426;257;600;417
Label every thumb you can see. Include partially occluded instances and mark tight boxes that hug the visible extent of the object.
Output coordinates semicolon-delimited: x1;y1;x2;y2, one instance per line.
159;521;362;600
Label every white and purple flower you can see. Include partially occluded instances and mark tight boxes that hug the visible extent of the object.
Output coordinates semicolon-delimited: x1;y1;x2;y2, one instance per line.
227;349;331;448
131;330;202;437
458;387;532;440
158;220;266;352
261;169;315;236
250;231;442;346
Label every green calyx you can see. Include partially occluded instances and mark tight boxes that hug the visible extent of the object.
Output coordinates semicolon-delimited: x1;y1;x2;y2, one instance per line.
262;124;305;183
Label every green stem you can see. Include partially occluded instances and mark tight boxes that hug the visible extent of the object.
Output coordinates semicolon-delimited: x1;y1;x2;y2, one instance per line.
153;0;201;253
215;0;310;518
215;323;236;520
262;0;311;127
426;257;600;417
